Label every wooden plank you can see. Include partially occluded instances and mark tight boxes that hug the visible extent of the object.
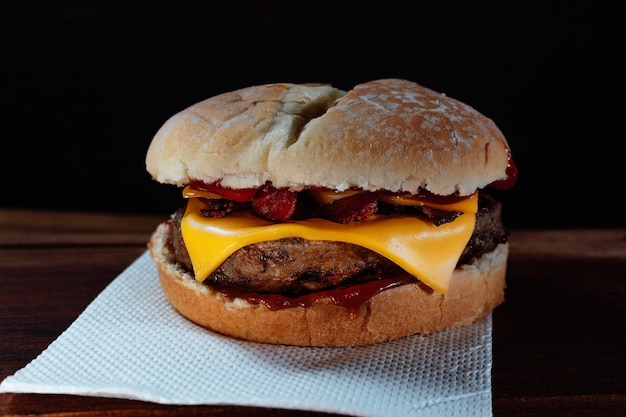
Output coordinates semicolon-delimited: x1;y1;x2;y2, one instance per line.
0;209;166;234
508;229;626;260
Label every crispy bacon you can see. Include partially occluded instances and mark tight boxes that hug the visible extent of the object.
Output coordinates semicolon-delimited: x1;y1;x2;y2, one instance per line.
199;198;235;218
252;184;298;221
317;192;378;223
193;181;464;225
421;206;461;226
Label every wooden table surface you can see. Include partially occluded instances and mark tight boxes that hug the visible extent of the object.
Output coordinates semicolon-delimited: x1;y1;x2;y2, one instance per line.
1;208;625;416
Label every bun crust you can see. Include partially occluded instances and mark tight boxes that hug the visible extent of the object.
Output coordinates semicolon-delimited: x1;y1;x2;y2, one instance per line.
148;221;508;347
146;79;510;196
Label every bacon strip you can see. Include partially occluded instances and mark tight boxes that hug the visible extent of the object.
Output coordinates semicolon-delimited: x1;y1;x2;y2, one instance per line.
318;192;378;223
252;184;298;221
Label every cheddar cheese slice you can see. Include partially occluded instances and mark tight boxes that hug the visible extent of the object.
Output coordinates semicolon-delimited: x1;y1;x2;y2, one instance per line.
181;194;477;293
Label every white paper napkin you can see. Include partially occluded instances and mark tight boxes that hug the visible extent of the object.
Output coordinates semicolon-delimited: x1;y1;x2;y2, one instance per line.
0;251;494;417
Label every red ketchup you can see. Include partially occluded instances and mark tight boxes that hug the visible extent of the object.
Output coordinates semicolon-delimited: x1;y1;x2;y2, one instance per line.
217;275;417;316
490;148;518;190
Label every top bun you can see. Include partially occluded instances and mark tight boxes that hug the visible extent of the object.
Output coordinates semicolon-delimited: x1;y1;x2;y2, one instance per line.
146;79;510;196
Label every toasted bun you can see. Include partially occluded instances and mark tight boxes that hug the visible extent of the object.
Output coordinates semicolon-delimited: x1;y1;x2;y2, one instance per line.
148;221;508;347
146;79;510;196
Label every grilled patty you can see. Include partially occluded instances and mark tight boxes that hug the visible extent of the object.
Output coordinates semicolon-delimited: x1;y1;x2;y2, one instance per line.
167;192;507;296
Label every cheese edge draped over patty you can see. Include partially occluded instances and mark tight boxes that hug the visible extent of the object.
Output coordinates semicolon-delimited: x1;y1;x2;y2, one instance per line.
181;194;478;294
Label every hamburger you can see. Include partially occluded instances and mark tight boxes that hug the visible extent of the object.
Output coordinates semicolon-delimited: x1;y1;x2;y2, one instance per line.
146;78;517;347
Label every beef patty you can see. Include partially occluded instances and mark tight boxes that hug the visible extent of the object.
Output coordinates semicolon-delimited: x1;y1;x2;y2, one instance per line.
167;192;508;296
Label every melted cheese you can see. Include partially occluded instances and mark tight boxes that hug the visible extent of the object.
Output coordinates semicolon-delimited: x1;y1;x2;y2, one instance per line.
181;194;477;293
378;193;477;212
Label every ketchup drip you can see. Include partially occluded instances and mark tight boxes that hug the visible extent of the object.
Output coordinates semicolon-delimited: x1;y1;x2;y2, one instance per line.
490;148;518;190
216;275;417;316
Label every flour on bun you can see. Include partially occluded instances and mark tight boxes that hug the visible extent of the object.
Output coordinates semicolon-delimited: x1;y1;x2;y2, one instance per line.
146;78;517;346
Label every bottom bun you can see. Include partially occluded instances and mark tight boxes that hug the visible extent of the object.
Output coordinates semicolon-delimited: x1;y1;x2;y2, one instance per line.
148;221;508;347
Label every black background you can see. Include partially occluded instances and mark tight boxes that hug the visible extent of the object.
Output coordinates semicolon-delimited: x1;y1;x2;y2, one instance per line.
1;1;624;229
